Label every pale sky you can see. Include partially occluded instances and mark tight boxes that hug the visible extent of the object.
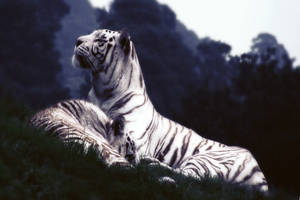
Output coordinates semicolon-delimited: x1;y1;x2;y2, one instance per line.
89;0;300;65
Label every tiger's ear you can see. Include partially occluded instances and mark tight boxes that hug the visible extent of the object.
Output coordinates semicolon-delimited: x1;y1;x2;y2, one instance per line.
119;29;131;55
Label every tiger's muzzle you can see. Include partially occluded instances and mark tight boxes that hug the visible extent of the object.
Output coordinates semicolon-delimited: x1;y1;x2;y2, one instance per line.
75;44;92;69
73;41;110;73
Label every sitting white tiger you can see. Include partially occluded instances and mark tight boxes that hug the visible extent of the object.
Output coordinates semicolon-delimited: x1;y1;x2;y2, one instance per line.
30;99;136;166
72;29;268;192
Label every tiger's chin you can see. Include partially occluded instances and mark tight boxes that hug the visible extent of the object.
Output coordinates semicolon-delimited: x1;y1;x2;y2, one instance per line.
72;54;102;73
72;54;89;68
72;55;98;71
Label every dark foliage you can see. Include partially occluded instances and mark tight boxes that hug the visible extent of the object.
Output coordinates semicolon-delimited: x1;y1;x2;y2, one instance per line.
0;92;296;199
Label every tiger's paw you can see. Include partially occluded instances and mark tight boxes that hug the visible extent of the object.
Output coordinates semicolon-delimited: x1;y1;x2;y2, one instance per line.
141;156;174;171
157;176;177;187
158;176;176;184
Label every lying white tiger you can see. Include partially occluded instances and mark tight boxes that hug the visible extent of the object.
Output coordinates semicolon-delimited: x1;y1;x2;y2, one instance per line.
72;28;269;192
30;99;136;166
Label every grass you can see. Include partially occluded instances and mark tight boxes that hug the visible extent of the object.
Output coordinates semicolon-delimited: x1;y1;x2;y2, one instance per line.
0;94;296;199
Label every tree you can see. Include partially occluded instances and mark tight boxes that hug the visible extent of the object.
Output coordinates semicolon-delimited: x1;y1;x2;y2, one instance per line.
250;33;292;69
0;0;69;108
195;38;232;90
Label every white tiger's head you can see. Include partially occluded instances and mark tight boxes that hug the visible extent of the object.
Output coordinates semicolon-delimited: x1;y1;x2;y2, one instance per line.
72;29;132;73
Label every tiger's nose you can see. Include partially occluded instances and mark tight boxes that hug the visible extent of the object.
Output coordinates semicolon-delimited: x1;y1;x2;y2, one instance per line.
76;38;84;47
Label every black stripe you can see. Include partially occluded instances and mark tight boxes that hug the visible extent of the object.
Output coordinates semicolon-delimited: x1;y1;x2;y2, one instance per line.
72;100;84;114
100;43;112;65
59;102;73;115
147;111;160;140
199;139;208;148
181;131;192;156
105;44;116;74
91;122;106;136
103;57;119;86
197;160;210;176
101;66;125;100
240;166;261;183
230;164;243;182
232;153;252;181
139;72;144;88
187;167;201;177
119;90;147;116
127;64;133;89
175;131;192;167
169;148;178;167
137;107;155;140
69;101;81;120
225;164;231;180
154;119;172;157
60;102;80;120
192;143;201;155
119;96;147;116
102;87;115;100
162;128;178;157
200;156;221;171
136;138;149;151
158;128;178;162
131;44;135;60
184;162;202;176
205;145;213;151
109;92;135;112
216;170;224;179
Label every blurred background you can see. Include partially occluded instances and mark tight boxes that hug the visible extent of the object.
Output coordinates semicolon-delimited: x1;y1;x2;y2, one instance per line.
0;0;299;194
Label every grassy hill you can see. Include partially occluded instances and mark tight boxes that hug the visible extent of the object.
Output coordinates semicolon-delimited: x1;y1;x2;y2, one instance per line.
0;93;296;200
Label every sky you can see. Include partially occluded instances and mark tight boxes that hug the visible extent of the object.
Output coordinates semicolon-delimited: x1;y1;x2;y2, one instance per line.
89;0;300;65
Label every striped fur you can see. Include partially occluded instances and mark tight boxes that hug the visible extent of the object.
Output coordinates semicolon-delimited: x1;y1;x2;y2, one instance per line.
30;99;136;166
73;29;268;192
